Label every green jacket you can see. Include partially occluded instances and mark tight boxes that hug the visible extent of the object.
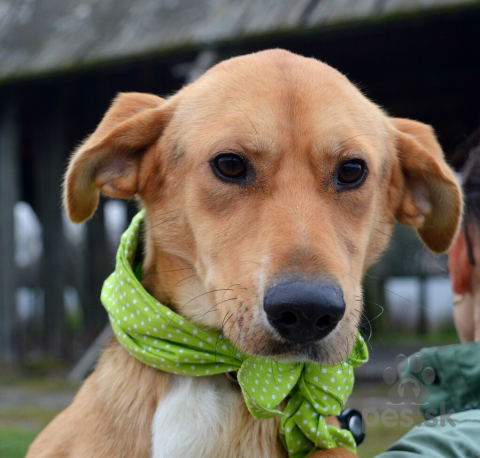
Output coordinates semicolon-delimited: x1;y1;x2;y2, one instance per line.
377;341;480;457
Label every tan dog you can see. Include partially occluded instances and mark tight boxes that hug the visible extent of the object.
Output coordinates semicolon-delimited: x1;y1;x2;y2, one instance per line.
27;49;461;458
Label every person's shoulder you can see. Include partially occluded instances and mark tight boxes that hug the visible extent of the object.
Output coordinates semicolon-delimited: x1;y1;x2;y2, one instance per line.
449;409;480;423
374;410;480;458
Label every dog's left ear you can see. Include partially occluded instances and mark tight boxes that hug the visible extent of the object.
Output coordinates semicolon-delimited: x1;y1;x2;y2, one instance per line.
64;92;170;223
391;118;462;253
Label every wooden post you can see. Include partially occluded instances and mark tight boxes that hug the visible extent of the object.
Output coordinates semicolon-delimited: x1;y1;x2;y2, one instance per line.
81;205;110;342
418;275;428;335
0;92;20;364
32;88;68;360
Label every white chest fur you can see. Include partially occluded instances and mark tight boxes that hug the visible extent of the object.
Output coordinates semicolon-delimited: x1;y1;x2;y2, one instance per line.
152;375;242;458
152;374;285;458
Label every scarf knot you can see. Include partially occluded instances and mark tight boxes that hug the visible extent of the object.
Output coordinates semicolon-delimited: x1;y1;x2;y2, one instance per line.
102;211;368;457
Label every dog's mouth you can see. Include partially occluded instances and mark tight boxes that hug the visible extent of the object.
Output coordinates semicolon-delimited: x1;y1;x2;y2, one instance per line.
235;331;346;365
261;339;327;362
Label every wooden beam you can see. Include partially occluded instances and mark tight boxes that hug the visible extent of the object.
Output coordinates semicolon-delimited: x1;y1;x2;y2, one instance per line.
78;204;109;343
32;89;68;360
0;92;20;364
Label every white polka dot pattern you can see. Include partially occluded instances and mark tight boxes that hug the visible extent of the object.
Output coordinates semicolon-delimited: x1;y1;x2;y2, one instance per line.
101;211;369;457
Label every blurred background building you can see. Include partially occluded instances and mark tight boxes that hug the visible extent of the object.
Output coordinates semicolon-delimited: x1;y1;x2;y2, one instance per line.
1;0;480;371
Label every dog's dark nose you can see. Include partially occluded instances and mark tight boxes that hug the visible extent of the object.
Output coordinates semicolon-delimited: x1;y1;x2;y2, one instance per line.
263;281;345;343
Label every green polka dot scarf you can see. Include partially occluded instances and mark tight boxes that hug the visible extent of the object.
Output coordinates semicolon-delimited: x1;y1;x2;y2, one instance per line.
102;212;369;457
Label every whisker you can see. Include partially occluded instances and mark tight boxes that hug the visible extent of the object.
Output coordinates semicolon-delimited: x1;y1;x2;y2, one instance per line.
142;205;202;234
142;267;195;278
216;311;235;362
143;215;181;233
354;296;385;322
332;132;383;153
175;274;197;287
232;302;245;354
178;288;234;311
198;297;238;319
231;103;258;135
161;288;233;337
383;288;431;311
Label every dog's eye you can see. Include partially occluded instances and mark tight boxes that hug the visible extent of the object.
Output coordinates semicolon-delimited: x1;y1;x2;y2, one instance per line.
336;160;367;188
212;153;247;181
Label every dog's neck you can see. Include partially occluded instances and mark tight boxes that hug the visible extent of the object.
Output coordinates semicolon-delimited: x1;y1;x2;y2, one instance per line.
141;213;202;318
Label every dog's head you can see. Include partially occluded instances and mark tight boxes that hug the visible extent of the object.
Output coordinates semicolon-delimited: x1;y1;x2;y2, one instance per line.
65;50;462;364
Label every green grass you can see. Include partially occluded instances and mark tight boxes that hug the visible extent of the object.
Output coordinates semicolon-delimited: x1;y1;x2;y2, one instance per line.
359;418;419;457
0;374;75;458
0;407;60;458
0;430;38;458
0;408;60;458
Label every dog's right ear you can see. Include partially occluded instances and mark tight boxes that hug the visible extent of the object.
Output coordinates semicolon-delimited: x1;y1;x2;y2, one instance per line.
390;118;462;253
64;92;168;223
